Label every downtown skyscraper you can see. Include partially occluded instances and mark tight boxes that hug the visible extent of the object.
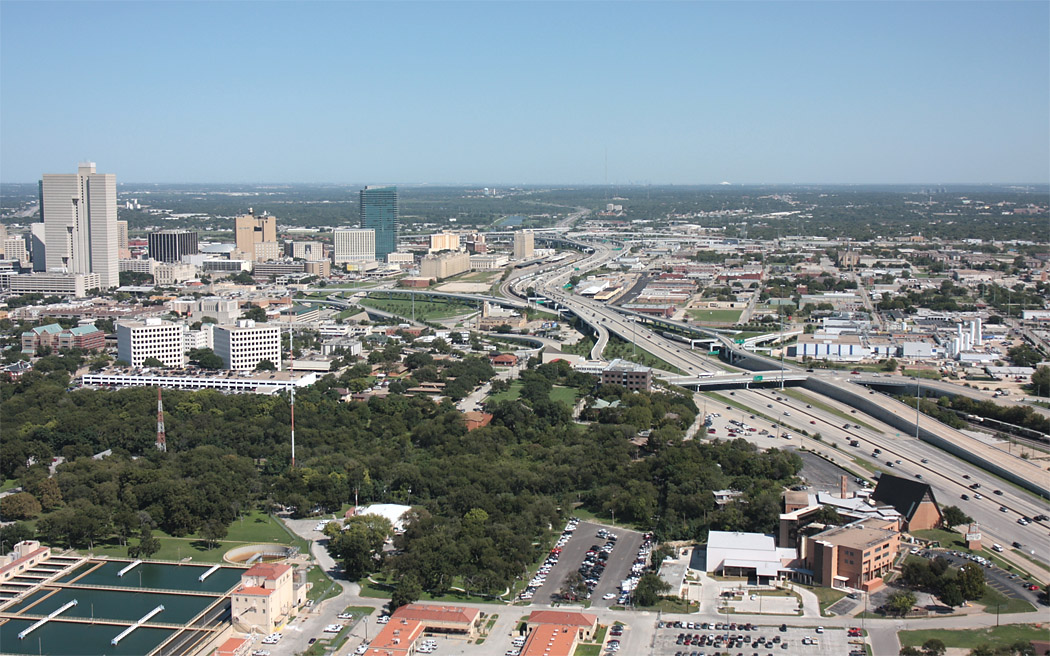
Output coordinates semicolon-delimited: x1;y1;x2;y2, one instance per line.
360;185;398;259
39;162;119;288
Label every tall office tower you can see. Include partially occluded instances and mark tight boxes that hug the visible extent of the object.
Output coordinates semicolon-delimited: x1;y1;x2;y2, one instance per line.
513;229;535;260
360;186;398;259
30;223;46;271
149;229;199;263
40;162;119;288
333;228;376;263
116;220;129;258
234;210;278;261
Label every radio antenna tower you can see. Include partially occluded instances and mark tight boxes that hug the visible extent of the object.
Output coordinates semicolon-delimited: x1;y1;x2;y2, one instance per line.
290;386;296;468
156;387;167;452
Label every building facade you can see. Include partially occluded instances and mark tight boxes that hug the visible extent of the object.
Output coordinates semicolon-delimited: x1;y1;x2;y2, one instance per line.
289;241;324;260
429;231;460;253
360;186;398;259
40;162;119;288
212;320;283;371
513;229;535;260
333;229;376;263
117;318;187;367
601;359;653;391
234;211;278;261
8;272;100;297
419;251;470;280
148;230;199;263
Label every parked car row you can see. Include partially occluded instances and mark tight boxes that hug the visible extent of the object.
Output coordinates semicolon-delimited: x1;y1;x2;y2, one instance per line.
518;517;579;602
616;532;654;605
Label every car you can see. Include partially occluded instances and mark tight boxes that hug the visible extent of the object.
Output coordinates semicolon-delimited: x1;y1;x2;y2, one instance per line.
963;474;971;479
805;404;812;408
974;493;982;499
850;370;860;374
843;423;851;429
1000;506;1009;512
915;474;923;479
784;411;790;416
810;420;816;424
816;626;824;634
603;593;616;600
895;459;902;464
993;489;1003;495
961;494;970;500
887;462;895;467
308;638;317;645
921;458;929;464
338;613;354;620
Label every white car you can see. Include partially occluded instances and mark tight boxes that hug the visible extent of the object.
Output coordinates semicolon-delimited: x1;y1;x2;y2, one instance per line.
603;593;616;600
355;646;369;655
338;613;354;620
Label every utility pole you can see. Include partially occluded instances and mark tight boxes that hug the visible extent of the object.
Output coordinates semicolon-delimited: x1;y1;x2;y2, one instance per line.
290;386;296;469
915;375;920;440
155;388;167;452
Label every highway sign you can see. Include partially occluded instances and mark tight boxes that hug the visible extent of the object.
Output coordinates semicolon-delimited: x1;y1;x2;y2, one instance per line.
735;338;746;344
753;375;763;382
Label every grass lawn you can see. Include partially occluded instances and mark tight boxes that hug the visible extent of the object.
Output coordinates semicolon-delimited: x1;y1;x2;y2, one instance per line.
978;585;1036;615
573;646;602;656
549;386;579;407
902;368;944;380
488;381;523;403
0;479;19;493
488;383;579;408
307;564;342;602
899;625;1049;650
87;509;309;564
688;309;743;324
360;576;503;604
359;296;476;321
795;583;847;614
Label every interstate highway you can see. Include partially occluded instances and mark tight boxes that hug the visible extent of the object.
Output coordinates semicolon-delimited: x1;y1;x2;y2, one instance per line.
717;386;1050;568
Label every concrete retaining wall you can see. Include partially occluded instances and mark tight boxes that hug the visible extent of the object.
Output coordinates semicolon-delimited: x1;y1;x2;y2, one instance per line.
802;376;1050;500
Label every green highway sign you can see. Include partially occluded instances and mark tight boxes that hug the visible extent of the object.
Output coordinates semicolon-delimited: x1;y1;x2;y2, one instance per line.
753;375;764;382
735;338;746;344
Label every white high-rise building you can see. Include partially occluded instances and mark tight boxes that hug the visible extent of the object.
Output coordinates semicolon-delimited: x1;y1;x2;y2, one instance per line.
40;162;119;288
117;318;187;367
333;228;376;263
212;320;283;371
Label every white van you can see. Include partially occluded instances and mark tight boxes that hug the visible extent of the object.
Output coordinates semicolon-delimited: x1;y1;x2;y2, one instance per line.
992;544;1004;553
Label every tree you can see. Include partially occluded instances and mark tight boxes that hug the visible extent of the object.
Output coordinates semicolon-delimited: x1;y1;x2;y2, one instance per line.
243;305;268;322
0;522;35;552
200;520;228;549
882;358;899;372
129;528;162;559
390;573;422;610
0;492;42;520
941;505;973;528
921;638;947;656
958;562;985;600
1007;344;1041;368
559;571;589;602
886;590;916;616
188;348;224;370
255;359;277;372
633;571;671;607
900;648;923;656
1031;365;1050;397
939;581;963;608
142;357;165;368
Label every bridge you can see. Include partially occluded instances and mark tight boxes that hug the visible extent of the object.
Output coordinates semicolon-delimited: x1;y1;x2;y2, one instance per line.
665;370;809;389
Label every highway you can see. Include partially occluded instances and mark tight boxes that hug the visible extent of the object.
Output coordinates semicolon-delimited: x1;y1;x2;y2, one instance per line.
716;386;1050;568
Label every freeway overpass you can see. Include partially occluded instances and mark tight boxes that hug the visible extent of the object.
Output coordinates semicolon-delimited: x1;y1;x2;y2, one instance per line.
666;371;809;389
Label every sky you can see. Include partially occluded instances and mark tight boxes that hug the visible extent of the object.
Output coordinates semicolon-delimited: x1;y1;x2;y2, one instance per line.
1;1;1048;185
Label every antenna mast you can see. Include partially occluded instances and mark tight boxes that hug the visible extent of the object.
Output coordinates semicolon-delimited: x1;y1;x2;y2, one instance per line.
156;388;167;452
290;386;296;468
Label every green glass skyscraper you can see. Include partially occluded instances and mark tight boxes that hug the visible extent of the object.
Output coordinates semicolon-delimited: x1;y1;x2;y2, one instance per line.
360;185;398;259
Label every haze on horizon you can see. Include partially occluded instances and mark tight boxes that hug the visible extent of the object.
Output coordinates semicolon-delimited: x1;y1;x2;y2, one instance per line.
2;1;1048;186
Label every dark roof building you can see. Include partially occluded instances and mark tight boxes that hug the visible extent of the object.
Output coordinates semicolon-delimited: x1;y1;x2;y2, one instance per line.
870;473;943;532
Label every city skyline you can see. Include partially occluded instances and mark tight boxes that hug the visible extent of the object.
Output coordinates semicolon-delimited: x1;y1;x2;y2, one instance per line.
1;1;1047;185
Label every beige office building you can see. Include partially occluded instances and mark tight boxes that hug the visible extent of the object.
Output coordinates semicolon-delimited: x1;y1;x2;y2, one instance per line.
117;220;129;258
513;229;535;260
333;229;376;263
234;211;279;261
420;251;470;280
41;162;119;288
290;241;324;260
3;237;28;266
429;231;460;253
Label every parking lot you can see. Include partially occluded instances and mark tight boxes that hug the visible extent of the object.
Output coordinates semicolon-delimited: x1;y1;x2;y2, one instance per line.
530;520;645;608
653;621;861;656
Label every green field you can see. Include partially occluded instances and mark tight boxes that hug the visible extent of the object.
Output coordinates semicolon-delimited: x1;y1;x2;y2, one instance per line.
359;296;476;321
88;510;309;564
688;309;743;324
488;383;578;407
902;368;944;380
898;625;1049;650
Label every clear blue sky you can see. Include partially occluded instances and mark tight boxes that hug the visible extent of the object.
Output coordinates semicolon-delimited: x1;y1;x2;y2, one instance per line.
2;1;1048;184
